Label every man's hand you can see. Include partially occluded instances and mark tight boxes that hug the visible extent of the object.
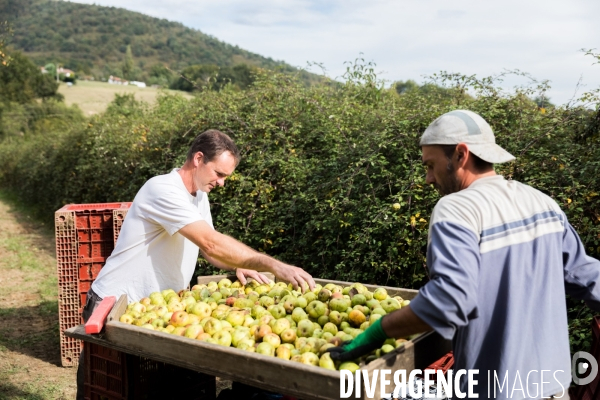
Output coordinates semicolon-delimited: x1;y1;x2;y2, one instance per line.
235;268;271;285
271;263;315;292
178;220;315;291
326;318;389;362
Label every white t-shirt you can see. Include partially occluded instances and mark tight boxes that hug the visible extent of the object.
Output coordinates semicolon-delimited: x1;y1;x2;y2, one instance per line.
92;169;213;302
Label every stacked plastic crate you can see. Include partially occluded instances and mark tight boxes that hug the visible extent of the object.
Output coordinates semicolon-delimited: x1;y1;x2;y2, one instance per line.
83;342;216;400
55;202;132;367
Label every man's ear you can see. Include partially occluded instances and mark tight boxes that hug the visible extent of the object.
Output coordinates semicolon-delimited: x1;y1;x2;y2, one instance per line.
194;151;204;166
455;143;469;167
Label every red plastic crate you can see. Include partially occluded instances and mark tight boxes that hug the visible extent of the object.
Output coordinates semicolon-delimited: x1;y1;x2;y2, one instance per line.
56;202;132;367
424;351;454;376
83;342;216;400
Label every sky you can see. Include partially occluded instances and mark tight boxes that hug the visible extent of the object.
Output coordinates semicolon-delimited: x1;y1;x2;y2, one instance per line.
74;0;600;105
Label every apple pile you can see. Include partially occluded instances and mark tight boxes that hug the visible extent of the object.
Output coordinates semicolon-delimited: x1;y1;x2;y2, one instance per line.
119;279;412;372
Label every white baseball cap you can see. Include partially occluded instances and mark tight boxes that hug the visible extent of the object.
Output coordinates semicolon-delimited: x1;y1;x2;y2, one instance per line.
420;110;515;164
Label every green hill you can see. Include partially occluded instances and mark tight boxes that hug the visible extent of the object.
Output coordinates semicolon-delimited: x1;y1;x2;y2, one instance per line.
1;0;318;85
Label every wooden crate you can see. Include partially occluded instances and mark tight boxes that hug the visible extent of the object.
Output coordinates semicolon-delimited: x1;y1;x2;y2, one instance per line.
67;276;451;399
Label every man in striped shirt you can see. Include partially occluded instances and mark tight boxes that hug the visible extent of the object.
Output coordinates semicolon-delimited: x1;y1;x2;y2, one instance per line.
328;110;600;399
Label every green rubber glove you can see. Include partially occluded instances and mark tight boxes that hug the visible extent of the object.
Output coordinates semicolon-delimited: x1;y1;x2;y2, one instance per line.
326;317;389;362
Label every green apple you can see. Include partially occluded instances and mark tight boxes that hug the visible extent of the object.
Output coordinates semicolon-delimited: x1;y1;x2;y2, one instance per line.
226;311;246;327
300;352;319;366
212;330;232;346
340;312;349;323
234;298;254;309
339;362;360;373
328;311;342;326
232;329;251;347
285;315;297;327
381;344;395;354
401;299;411;307
272;318;291;335
260;296;275;308
243;315;254;327
269;305;287;319
351;294;366;307
306;301;327;319
373;288;388;301
294;337;308;350
317;289;332;302
154;305;169;318
218;278;232;289
319;353;336;370
380;298;401;313
370;314;382;323
251;305;267;318
303;292;317;304
295;296;308;309
276;345;291;360
319;342;335;355
151;318;166;329
258;314;274;326
329;298;349;313
184;324;204;339
280;328;297;344
297;319;315;338
237;338;255;349
317;315;329;327
311;284;323;295
172;326;186;336
119;314;134;324
291;307;308;323
262;332;281;348
371;307;387;316
203;318;223;335
256;342;275;357
131;303;146;314
366;299;380;310
322;322;338;335
190;302;212;319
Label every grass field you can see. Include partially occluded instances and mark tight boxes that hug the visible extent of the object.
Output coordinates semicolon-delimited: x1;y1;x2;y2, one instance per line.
57;80;193;116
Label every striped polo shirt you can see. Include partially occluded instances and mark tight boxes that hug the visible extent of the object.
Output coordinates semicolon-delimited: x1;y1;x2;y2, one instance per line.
410;175;600;399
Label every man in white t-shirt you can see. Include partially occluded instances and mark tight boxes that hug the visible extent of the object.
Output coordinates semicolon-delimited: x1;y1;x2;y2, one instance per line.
77;129;315;399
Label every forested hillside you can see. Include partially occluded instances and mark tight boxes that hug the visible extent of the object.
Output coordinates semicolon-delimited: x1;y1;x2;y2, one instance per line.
0;0;318;85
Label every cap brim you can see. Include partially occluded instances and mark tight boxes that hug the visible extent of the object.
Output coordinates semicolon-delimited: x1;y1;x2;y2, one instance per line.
468;143;515;164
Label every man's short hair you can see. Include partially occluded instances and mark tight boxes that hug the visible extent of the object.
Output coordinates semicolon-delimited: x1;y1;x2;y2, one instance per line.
440;144;493;173
187;129;241;165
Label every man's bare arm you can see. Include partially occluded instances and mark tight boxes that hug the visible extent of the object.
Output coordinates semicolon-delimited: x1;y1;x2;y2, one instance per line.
381;305;432;338
200;250;271;285
179;220;315;290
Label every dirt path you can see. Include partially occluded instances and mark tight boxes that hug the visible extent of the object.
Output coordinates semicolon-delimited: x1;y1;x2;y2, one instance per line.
0;196;77;399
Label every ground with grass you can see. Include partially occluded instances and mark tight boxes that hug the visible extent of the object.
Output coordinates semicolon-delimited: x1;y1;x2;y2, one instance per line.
0;192;231;399
0;192;77;399
57;80;193;116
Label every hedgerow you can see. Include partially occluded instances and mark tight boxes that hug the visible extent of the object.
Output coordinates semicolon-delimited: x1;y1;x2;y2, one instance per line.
1;59;599;349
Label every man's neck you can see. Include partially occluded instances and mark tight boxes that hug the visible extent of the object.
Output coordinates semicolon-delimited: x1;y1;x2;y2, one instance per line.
178;162;197;195
461;170;497;190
